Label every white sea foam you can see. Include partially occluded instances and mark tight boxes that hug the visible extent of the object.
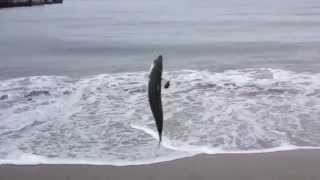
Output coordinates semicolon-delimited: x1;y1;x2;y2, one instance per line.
0;68;320;165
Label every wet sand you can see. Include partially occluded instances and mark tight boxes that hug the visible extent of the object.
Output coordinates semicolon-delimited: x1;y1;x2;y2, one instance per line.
1;149;320;180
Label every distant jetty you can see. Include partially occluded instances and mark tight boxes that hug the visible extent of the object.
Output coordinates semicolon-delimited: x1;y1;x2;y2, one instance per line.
0;0;63;8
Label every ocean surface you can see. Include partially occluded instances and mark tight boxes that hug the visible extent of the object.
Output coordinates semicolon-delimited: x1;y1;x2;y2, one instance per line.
0;0;320;165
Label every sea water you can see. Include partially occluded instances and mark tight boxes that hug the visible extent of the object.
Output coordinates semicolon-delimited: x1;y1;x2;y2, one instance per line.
0;0;320;165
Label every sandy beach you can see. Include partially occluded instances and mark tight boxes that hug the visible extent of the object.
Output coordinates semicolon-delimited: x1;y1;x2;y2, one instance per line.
1;149;320;180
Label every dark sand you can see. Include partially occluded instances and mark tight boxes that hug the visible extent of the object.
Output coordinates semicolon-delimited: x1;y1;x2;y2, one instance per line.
1;149;320;180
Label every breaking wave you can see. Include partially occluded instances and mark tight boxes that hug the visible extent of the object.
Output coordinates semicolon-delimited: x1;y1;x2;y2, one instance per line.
1;68;320;165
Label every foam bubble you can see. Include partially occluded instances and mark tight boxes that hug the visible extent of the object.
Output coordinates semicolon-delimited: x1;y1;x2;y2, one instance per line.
0;68;320;165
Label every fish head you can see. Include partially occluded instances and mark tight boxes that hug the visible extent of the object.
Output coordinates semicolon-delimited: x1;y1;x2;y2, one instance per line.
153;55;163;66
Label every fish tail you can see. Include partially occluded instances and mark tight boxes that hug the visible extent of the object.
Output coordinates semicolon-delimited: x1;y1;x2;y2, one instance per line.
158;135;162;147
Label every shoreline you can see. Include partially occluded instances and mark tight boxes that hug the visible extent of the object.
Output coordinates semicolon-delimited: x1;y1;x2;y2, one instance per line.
1;149;320;180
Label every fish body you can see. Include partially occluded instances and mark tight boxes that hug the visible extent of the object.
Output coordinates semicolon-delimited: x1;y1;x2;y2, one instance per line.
148;55;164;143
